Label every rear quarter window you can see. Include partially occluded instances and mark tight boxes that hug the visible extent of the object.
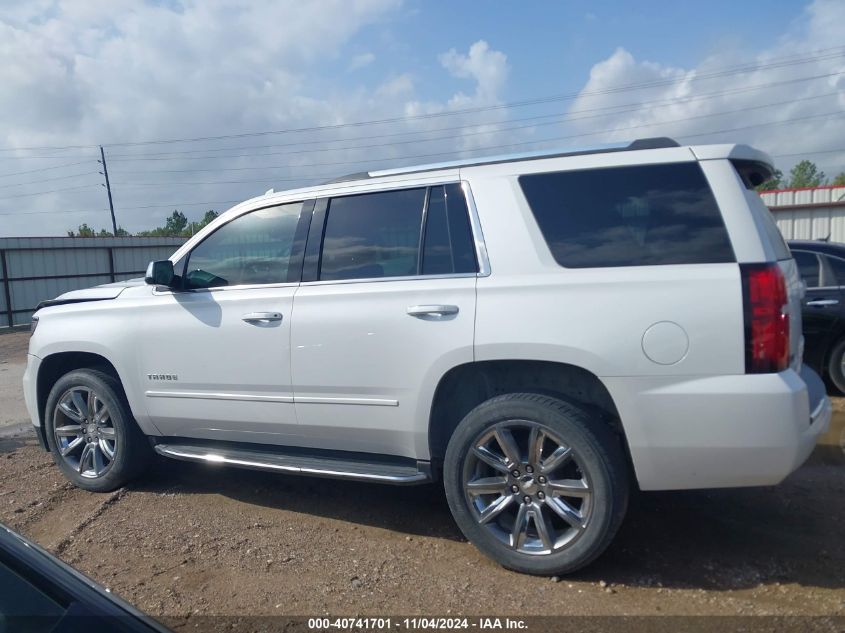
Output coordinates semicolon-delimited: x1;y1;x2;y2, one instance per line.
519;162;735;268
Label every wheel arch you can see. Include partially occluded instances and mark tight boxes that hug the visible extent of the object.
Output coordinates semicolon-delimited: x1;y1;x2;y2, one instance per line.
427;359;631;470
36;352;127;450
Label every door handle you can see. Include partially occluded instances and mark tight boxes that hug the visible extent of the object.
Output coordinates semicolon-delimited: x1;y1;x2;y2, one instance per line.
406;305;459;318
241;312;283;323
806;299;839;307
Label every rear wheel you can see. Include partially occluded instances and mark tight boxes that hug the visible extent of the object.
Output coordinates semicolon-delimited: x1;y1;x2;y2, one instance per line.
45;369;150;492
444;393;629;575
826;337;845;394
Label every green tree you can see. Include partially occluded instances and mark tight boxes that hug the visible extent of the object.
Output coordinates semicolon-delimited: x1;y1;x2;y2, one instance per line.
69;223;97;237
67;224;130;237
199;209;219;227
756;168;783;191
164;210;188;236
787;160;826;188
833;172;845;186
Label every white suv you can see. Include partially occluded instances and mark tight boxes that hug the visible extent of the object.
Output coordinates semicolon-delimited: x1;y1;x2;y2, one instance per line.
22;138;831;575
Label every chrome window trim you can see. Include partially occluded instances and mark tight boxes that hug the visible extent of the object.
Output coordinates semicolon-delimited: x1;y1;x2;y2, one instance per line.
461;180;491;277
163;178;491;293
302;178;491;287
151;281;300;296
299;272;479;288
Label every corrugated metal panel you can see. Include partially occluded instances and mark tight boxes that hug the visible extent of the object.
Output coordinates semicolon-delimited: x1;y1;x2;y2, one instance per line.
7;248;110;279
0;237;185;249
763;186;845;244
0;237;187;329
772;206;845;243
113;245;177;273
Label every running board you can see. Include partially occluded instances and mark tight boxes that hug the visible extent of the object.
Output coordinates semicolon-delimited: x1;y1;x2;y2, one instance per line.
153;443;431;485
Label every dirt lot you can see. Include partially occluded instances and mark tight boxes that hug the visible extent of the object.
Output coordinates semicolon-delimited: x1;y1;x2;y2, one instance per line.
1;330;844;628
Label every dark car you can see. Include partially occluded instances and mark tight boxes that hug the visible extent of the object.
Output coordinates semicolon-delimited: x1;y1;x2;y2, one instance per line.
788;239;845;393
0;522;169;633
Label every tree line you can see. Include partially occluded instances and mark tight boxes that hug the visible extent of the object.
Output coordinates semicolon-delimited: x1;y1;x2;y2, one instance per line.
67;210;219;238
758;160;845;191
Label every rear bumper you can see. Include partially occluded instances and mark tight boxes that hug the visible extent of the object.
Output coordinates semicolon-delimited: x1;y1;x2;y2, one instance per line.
604;366;831;491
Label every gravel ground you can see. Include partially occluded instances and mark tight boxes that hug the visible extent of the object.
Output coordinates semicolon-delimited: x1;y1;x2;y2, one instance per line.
1;330;844;629
0;329;29;428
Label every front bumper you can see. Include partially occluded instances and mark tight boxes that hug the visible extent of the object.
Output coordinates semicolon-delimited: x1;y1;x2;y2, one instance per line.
604;365;831;491
22;354;47;450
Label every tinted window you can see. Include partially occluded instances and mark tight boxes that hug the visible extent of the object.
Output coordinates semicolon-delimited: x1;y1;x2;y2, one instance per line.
422;184;478;275
320;188;426;281
792;250;820;288
519;163;735;268
184;203;302;289
823;254;845;286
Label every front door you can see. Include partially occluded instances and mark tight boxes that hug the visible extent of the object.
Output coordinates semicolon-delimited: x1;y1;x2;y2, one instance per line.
137;201;307;445
291;184;480;459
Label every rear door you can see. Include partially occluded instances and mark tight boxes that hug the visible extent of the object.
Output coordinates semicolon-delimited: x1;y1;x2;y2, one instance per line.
290;184;479;459
791;249;841;371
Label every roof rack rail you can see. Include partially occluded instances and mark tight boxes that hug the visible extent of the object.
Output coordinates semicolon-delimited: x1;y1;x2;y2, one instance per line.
317;137;682;185
367;137;681;178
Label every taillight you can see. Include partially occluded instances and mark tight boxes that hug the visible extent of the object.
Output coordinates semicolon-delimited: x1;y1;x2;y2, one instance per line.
741;263;790;373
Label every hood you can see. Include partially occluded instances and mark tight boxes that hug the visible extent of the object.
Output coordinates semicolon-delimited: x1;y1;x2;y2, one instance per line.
36;278;146;310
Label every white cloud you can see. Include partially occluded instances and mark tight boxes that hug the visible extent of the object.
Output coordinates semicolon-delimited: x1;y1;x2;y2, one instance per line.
439;40;510;105
566;0;845;179
0;16;515;236
349;52;376;71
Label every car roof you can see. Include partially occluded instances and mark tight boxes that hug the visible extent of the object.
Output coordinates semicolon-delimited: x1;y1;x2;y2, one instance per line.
787;240;845;256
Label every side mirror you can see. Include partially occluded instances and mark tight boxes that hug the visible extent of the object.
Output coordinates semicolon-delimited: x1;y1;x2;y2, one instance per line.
145;260;175;287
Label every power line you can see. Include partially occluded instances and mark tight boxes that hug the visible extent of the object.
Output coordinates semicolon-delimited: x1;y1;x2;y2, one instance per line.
0;208;108;216
0;171;100;190
107;89;843;176
1;46;843;154
105;70;845;162
104;108;845;182
0;200;241;217
0;183;99;201
0;160;95;178
4;111;844;214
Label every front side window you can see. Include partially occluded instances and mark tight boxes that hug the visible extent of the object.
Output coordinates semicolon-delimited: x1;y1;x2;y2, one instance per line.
183;202;303;289
519;162;735;268
319;188;427;281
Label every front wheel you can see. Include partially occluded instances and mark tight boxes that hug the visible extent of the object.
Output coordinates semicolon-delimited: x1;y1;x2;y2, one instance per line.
45;368;150;492
443;393;629;575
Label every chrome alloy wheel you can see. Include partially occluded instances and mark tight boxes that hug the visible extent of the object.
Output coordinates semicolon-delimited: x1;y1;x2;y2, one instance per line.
52;386;117;479
463;420;593;555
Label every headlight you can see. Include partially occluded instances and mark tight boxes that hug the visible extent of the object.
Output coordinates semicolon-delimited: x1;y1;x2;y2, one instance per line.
30;316;39;335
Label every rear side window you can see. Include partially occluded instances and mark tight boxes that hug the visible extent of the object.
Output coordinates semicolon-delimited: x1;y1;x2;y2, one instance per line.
792;250;820;288
317;185;478;281
519;163;735;268
824;254;845;287
320;188;426;281
422;184;478;275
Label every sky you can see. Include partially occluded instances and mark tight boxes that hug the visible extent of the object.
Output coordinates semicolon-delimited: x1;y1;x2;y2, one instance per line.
0;0;844;237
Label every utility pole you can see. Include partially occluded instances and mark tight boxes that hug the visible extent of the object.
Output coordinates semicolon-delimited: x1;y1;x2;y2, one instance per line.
98;145;118;236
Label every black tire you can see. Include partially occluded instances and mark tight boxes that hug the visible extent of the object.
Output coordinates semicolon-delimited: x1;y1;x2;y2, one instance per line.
443;393;629;576
45;368;151;492
826;337;845;395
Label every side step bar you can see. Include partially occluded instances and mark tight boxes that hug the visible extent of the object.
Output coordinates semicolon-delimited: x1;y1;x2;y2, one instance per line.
154;443;431;485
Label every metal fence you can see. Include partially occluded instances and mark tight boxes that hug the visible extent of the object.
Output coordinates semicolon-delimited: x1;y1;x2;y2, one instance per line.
0;237;186;328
